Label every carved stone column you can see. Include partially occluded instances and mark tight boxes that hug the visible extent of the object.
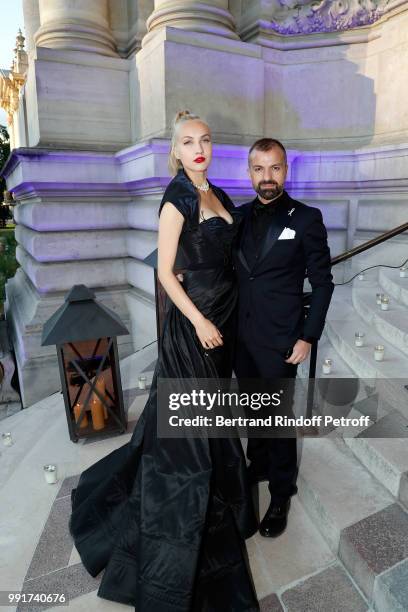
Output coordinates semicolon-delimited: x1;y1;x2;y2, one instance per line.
35;0;118;56
22;0;41;54
143;0;239;46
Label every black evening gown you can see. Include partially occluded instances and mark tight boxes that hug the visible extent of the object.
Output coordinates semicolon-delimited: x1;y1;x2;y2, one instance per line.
69;168;259;611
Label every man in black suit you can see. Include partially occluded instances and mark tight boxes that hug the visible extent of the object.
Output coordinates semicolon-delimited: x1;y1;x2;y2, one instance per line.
234;138;334;538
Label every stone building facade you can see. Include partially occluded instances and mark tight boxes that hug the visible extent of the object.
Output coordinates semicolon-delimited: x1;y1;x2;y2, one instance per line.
1;0;408;406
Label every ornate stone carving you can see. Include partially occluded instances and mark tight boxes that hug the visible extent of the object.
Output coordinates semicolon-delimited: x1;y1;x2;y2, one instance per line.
271;0;391;35
0;30;28;125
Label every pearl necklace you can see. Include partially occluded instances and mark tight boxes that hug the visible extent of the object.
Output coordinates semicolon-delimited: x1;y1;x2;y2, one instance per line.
193;179;210;192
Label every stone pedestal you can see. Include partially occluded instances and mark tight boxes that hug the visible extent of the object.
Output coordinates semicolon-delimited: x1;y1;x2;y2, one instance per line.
24;47;131;149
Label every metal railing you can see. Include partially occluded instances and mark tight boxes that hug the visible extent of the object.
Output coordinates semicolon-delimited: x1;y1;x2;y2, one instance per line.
305;220;408;414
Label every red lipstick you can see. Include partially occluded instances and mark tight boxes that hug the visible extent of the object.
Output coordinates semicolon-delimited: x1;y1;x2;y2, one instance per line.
194;156;205;163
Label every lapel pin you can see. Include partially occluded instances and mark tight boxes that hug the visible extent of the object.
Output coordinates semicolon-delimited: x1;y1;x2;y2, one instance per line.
288;208;295;217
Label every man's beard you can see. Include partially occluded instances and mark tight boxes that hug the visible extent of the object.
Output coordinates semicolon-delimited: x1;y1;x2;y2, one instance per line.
256;181;284;201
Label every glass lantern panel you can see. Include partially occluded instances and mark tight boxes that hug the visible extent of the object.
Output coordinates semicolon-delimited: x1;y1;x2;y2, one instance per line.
61;338;118;433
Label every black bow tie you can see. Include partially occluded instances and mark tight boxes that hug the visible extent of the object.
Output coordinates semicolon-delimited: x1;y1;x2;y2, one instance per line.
253;199;277;216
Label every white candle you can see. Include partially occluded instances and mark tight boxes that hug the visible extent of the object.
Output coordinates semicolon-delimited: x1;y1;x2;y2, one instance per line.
381;296;389;311
322;359;332;374
2;433;13;446
355;332;365;347
44;464;58;484
138;375;147;390
374;345;385;361
376;293;384;305
400;266;407;278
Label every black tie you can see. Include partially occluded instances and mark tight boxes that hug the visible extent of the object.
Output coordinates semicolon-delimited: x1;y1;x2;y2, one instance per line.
253;199;277;216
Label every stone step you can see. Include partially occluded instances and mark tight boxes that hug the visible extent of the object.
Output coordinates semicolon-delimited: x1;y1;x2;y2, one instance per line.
352;284;408;356
342;435;408;510
297;437;394;555
297;437;408;608
339;502;408;610
297;329;357;380
325;313;408;420
248;486;337;603
373;559;408;612
277;563;369;612
379;266;408;308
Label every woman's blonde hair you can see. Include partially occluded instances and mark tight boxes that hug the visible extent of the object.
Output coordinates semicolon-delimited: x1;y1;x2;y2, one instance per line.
168;110;206;175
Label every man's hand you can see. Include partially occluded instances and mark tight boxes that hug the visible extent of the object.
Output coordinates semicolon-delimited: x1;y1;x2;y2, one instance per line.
285;339;312;365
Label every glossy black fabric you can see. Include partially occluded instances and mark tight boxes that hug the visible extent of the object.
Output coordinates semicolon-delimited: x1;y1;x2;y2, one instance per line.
69;169;259;612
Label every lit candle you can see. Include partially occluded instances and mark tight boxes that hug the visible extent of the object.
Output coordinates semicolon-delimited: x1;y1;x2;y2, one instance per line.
400;266;407;278
73;402;88;428
376;293;384;305
374;345;385;361
90;397;105;431
322;359;332;374
358;272;365;281
381;296;390;311
95;378;108;419
2;432;13;446
355;332;365;347
138;375;147;390
43;464;58;484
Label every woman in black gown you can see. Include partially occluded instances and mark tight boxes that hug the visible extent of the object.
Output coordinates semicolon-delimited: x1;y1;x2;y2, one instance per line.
69;110;259;611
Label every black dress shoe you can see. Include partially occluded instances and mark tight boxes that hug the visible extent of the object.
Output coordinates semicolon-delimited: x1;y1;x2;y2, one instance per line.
259;499;291;538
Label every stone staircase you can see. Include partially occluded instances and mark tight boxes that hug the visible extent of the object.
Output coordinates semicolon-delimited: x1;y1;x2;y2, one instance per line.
286;265;408;611
2;267;408;611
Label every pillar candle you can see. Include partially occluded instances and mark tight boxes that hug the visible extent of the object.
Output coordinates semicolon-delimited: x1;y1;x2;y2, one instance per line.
374;345;385;361
43;464;57;484
73;402;88;428
322;359;332;374
95;378;108;419
91;397;105;430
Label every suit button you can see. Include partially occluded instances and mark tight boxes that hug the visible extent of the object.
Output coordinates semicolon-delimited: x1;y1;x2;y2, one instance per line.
255;255;259;260
249;276;254;281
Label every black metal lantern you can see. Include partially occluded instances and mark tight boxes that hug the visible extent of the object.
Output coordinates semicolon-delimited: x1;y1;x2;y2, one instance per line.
41;284;129;442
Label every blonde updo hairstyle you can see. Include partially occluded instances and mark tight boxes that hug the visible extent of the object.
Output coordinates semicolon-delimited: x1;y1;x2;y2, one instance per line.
168;110;206;176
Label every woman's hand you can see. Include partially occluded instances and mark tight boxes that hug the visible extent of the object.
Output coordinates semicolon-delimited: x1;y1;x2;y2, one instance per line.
194;317;223;349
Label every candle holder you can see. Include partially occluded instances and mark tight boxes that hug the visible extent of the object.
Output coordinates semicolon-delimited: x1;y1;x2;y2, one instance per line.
43;464;58;484
138;375;147;390
322;359;332;375
41;284;128;443
376;293;384;305
2;432;13;446
381;296;390;311
374;345;385;361
400;266;407;278
355;332;365;347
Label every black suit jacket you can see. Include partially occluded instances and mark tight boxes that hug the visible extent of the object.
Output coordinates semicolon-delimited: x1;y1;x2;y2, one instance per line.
234;191;334;350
